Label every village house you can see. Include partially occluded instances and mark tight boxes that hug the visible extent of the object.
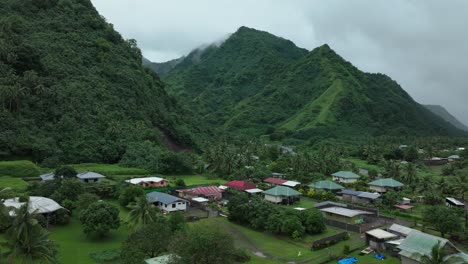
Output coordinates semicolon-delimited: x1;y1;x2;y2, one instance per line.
448;155;461;162
146;191;187;213
332;171;360;183
125;176;168;188
77;172;105;183
446;197;465;208
3;196;63;215
308;180;344;193
398;231;465;264
368;178;404;193
177;186;223;201
263;186;301;204
225;180;256;191
40;171;106;182
263;177;300;188
340;189;381;204
365;228;398;251
319;206;373;224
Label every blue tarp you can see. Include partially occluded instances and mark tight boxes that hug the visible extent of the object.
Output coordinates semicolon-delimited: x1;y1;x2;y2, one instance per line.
374;253;384;260
338;257;358;264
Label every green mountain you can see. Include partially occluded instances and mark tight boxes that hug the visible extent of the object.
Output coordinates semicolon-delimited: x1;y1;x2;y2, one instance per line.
143;56;184;76
160;27;464;142
0;0;197;163
424;105;468;131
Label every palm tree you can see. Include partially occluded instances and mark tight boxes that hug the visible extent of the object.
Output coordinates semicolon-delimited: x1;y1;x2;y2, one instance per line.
127;196;160;230
450;173;468;200
3;200;57;263
413;241;463;264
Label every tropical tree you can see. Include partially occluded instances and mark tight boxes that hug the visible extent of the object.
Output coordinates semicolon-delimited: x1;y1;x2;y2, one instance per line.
450;173;468;200
127;196;161;230
79;201;120;237
3;200;58;263
412;241;463;264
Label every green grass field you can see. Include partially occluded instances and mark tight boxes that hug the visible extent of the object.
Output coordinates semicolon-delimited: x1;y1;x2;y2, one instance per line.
165;175;227;186
0;176;29;192
50;200;130;264
0;160;40;178
196;217;396;264
282;197;317;209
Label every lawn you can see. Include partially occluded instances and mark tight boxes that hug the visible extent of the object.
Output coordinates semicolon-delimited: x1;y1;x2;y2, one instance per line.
198;217;368;264
0;176;29;192
282;197;317;209
165;175;227;186
49;200;130;264
345;158;383;173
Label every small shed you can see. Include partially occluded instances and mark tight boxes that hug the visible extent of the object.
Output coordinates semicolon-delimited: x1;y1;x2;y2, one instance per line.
366;228;398;251
263;186;301;204
446;197;465;208
39;173;56;181
332;171;360;183
245;188;263;195
76;172;105;183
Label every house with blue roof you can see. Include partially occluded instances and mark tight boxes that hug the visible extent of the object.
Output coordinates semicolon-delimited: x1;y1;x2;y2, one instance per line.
146;191;187;213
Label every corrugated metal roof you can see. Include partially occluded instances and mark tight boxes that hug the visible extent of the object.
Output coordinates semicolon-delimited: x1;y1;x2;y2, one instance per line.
40;173;55;181
314;201;348;209
308;180;344;190
126;177;165;184
282;180;300;187
4;196;63;214
225;180;256;191
389;224;415;236
332;171;360;179
320;207;373;217
76;172;105;179
340;189;362;196
264;177;287;185
263;186;301;197
398;231;448;261
368;178;404;188
358;192;381;200
146;192;186;205
366;229;398;240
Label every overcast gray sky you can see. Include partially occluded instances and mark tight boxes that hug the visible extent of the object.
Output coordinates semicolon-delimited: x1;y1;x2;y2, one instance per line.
92;0;468;126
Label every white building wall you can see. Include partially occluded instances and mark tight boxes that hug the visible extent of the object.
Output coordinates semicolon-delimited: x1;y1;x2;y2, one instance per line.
333;177;357;183
369;186;387;193
264;194;282;203
159;201;187;212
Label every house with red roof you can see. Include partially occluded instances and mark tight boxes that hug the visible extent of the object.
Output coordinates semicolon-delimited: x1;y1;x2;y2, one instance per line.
225;180;256;191
177;186;224;201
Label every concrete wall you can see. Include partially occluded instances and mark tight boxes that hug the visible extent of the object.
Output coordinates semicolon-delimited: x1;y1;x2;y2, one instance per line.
369;185;387;193
158;201;187;212
264;194;282;203
333;176;357;183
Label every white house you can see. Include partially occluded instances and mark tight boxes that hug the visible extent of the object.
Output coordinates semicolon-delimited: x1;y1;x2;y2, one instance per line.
146;192;187;213
76;172;105;183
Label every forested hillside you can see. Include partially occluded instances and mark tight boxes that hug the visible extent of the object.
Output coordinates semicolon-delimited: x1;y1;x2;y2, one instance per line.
424;105;468;131
0;0;197;164
157;27;464;144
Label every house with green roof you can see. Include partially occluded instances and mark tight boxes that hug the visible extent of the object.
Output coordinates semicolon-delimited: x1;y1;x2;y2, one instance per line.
368;178;404;193
308;180;344;192
398;231;462;264
263;186;301;204
332;171;360;183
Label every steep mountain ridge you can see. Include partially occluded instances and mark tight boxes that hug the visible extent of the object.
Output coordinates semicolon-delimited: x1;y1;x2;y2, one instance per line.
158;27;464;142
0;0;197;163
424;105;468;131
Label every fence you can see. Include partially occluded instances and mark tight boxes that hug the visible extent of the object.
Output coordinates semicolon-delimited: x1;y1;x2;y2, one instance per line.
312;232;349;250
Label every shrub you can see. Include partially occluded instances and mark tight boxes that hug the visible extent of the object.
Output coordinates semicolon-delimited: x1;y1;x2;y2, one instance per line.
343;244;350;255
79;201;120;237
0;160;40;178
174;179;186;187
54;165;77;178
118;185;145;206
233;248;251;263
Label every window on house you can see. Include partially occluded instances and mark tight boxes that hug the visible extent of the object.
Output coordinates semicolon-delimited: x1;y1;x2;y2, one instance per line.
172;204;176;208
